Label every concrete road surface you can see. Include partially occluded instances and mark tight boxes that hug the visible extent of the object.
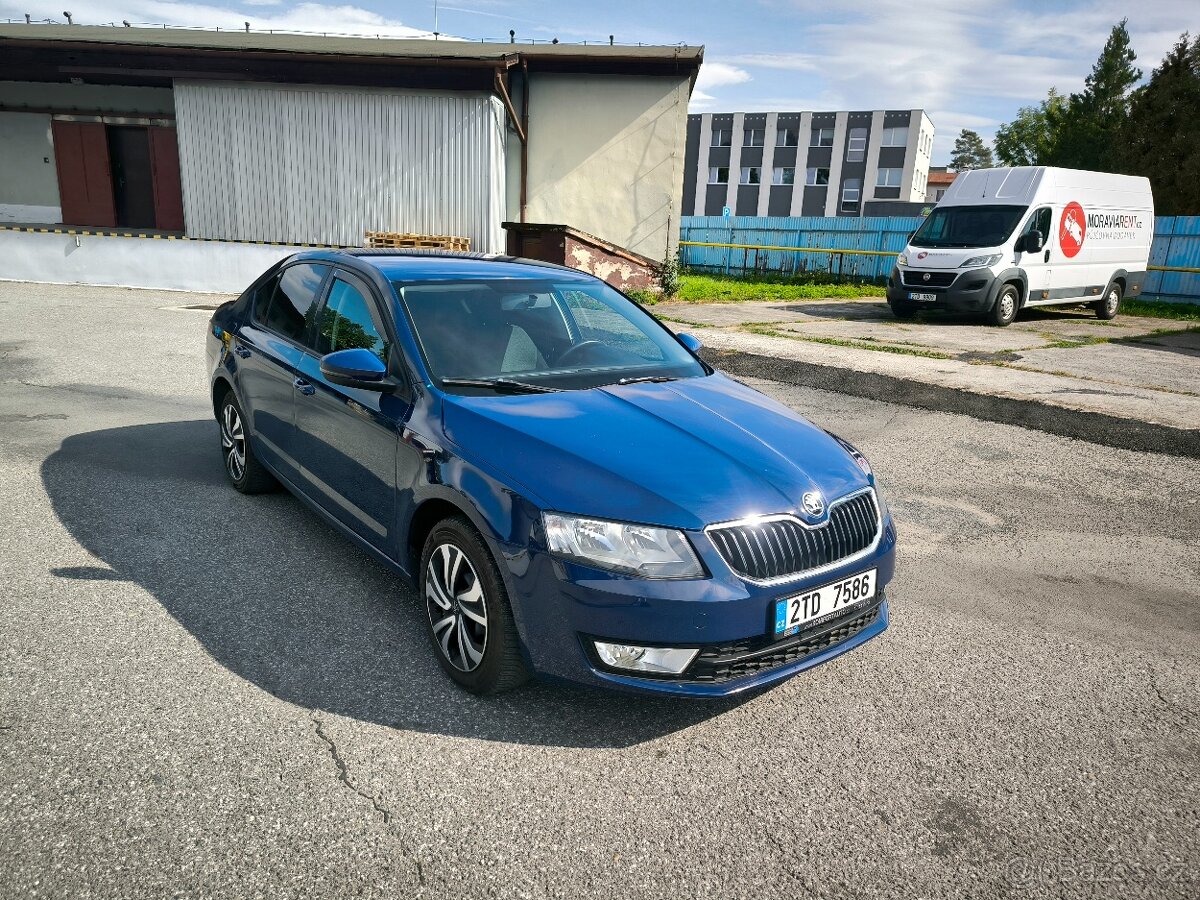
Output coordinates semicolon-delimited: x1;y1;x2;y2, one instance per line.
1;281;1196;899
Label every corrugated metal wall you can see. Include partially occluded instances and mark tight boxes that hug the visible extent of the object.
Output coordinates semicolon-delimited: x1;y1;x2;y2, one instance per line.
173;81;507;251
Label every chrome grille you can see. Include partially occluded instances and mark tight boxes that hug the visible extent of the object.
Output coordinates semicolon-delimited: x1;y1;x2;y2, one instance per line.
707;491;880;583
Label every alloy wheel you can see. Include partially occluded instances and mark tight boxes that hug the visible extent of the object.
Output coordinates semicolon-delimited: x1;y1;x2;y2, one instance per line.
426;543;489;672
221;403;246;481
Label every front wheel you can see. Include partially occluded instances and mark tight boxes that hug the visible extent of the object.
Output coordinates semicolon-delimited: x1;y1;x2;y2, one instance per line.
988;284;1020;327
889;300;919;319
421;517;530;695
1093;283;1121;320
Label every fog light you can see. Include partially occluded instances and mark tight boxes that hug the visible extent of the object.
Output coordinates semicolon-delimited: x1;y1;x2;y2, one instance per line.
593;641;698;675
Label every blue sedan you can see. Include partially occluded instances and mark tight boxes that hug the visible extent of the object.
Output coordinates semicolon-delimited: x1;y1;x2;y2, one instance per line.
206;250;896;696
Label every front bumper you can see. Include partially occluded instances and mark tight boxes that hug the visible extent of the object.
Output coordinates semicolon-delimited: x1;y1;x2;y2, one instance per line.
500;515;897;697
887;266;999;312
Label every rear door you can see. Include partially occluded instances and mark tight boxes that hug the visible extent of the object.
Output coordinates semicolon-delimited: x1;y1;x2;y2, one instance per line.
292;270;405;549
233;262;330;485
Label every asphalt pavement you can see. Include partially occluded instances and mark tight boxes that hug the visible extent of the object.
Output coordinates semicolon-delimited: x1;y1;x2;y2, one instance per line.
1;281;1197;899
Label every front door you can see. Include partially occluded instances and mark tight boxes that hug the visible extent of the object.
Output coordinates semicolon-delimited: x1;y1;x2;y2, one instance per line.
1016;205;1053;303
293;271;403;549
108;126;157;228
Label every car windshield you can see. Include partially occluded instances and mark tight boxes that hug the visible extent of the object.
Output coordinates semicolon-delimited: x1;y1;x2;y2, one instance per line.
910;204;1027;249
392;277;707;392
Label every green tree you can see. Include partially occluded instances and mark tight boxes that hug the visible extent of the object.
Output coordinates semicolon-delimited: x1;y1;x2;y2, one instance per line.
1046;19;1142;169
949;129;994;171
1113;33;1200;215
994;88;1067;166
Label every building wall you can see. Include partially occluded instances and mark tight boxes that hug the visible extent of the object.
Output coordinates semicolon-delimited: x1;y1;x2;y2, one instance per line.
174;81;508;251
686;109;933;219
0;81;176;224
519;73;691;262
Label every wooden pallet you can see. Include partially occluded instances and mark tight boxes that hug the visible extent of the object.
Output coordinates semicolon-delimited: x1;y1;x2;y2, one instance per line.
364;231;471;251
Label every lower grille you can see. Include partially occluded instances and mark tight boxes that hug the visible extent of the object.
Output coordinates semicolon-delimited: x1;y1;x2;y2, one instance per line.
708;491;880;583
902;269;956;287
685;601;883;684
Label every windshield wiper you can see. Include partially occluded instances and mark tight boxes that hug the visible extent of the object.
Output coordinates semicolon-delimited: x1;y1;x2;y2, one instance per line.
441;377;561;394
611;375;679;386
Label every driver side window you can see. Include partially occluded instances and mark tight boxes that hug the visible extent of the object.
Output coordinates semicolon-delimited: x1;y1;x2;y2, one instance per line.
316;276;389;365
1023;207;1051;238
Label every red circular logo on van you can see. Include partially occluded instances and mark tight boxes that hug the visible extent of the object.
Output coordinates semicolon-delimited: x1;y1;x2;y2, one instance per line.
1059;202;1086;258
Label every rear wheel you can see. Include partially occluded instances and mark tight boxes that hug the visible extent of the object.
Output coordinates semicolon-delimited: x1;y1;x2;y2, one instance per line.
421;516;530;695
988;283;1020;327
1093;283;1121;320
218;393;277;494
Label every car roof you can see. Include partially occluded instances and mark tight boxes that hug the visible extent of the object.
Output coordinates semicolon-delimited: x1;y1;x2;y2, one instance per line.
286;248;596;283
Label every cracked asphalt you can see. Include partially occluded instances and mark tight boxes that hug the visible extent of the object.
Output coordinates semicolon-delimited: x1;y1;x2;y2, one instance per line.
1;281;1197;899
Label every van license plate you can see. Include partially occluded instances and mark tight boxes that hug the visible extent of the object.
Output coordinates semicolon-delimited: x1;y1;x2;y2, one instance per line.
773;569;876;636
908;292;937;302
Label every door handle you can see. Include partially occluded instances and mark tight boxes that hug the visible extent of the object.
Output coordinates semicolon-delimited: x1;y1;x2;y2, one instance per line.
294;378;316;396
233;343;252;359
1043;249;1050;263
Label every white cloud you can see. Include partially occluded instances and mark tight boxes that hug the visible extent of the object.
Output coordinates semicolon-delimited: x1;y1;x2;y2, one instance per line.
695;61;752;91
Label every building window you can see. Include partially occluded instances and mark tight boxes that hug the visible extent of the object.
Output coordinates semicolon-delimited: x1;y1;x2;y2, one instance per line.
881;126;908;147
806;167;830;186
776;127;798;147
841;178;862;211
740;166;761;185
743;127;764;147
711;128;731;147
876;168;902;187
846;128;868;162
811;126;834;147
708;166;729;184
772;166;795;185
935;188;945;201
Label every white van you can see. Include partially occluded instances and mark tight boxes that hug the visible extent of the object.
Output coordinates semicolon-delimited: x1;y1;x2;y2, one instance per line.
887;166;1154;326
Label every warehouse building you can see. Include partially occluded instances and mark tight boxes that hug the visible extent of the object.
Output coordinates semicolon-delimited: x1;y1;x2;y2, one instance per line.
681;109;934;218
0;25;701;289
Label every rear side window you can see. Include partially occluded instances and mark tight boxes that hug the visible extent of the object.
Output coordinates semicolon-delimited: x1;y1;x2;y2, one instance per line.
256;263;329;343
317;276;389;365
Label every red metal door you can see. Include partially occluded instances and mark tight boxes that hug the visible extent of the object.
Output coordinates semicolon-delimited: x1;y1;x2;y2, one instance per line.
148;126;185;232
51;120;116;227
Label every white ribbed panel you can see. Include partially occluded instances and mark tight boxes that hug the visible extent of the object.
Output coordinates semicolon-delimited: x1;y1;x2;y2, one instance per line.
173;81;507;251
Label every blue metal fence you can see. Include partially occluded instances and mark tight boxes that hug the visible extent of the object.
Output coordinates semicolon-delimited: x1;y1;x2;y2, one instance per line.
680;215;1200;303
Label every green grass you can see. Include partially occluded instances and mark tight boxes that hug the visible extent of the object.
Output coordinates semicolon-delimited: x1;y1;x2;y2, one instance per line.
658;273;884;304
742;324;953;359
1121;299;1200;321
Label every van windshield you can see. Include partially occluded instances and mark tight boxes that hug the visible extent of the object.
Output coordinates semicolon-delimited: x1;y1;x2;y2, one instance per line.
911;205;1027;249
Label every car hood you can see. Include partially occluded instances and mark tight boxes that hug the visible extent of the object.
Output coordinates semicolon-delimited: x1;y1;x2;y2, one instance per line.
441;373;871;531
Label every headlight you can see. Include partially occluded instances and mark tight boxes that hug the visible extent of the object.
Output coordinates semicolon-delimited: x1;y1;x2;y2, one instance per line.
542;513;704;578
961;254;1001;268
897;253;908;266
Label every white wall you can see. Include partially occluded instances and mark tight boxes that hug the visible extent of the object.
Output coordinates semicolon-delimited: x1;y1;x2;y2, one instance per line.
174;81;508;251
517;73;691;261
0;112;61;222
0;230;297;292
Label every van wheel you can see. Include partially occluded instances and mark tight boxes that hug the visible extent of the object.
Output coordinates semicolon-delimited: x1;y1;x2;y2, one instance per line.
889;301;918;319
988;284;1020;327
1093;283;1121;320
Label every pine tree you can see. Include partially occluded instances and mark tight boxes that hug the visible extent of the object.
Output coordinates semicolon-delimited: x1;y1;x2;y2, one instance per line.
949;130;994;171
994;89;1066;166
1046;19;1142;170
1113;33;1200;215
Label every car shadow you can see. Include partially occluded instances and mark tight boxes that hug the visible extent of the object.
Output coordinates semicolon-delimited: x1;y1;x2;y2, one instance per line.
41;420;746;749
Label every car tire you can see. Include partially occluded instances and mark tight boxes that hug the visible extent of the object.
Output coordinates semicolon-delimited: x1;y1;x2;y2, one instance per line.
420;516;530;695
988;283;1020;327
218;393;278;494
1093;283;1121;320
889;301;919;319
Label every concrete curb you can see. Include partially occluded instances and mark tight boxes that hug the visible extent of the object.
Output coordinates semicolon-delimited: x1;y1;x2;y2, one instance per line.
702;348;1200;458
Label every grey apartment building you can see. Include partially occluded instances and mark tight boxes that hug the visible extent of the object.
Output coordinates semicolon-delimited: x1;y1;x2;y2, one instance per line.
682;109;934;217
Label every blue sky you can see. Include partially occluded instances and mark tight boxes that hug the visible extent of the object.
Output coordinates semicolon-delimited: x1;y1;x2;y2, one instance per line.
2;1;1189;163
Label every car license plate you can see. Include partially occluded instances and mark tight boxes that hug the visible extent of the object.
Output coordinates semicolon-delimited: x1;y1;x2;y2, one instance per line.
907;292;937;302
773;569;876;637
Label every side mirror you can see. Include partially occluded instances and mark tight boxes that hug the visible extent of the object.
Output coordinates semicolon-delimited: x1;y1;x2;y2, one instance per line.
319;348;392;391
677;333;703;354
1020;230;1044;253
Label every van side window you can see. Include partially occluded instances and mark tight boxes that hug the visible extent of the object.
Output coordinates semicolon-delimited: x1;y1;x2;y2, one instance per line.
1023;207;1052;239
